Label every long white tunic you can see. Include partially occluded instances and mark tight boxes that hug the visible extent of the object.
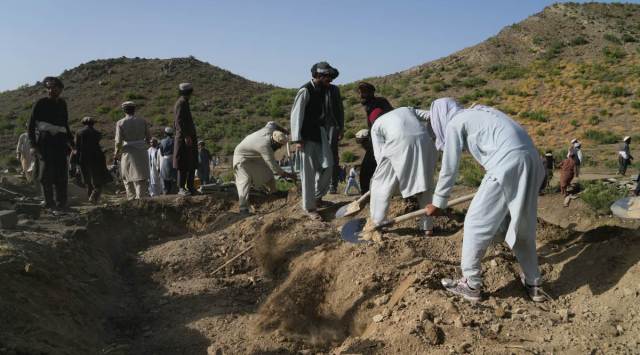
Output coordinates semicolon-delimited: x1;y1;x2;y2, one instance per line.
115;115;150;182
432;105;544;247
371;107;437;198
148;146;162;195
16;132;33;171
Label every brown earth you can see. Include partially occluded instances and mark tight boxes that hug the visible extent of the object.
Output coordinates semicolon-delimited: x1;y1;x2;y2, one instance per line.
1;176;640;354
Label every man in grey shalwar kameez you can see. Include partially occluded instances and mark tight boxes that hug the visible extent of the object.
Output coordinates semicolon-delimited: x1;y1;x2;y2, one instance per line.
114;101;151;200
425;98;545;303
148;138;162;197
363;107;437;241
290;62;339;220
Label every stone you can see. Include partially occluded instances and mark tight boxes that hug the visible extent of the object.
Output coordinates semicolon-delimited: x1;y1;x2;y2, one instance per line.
616;324;624;336
489;259;498;268
373;314;384;323
423;321;444;345
490;323;502;334
419;310;432;322
0;210;18;229
495;306;508;319
374;294;390;306
558;308;570;323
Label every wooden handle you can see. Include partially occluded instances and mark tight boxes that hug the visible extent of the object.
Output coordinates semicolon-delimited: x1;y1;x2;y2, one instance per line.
365;193;476;232
356;191;371;204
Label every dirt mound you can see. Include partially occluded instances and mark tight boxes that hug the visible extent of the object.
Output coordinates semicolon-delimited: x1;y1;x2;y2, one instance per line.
1;187;640;354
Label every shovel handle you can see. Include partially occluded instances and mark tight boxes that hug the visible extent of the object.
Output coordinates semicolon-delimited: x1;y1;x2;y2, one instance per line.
356;191;371;204
367;192;476;232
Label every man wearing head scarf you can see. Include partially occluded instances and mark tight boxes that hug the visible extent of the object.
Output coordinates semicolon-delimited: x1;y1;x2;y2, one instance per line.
425;98;545;303
233;123;296;214
173;83;198;196
618;136;633;176
75;117;111;203
16;124;34;182
114;101;151;200
567;139;582;177
148;138;163;197
362;107;437;241
357;82;394;193
290;62;342;220
197;140;212;185
159;127;177;194
28;76;73;210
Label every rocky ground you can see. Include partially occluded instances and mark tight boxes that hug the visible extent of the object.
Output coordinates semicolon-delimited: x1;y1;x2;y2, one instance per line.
0;172;639;355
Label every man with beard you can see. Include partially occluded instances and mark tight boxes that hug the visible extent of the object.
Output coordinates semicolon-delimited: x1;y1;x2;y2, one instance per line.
28;76;73;210
357;82;393;193
75;117;111;203
173;83;198;196
290;62;341;220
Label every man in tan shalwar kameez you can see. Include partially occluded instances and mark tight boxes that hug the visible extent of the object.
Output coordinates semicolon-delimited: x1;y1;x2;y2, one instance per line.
115;101;151;200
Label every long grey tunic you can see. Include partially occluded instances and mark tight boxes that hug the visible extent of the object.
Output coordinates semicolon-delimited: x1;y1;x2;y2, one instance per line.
115;115;150;182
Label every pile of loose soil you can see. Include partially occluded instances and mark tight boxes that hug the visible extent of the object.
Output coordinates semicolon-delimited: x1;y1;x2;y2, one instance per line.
1;183;640;354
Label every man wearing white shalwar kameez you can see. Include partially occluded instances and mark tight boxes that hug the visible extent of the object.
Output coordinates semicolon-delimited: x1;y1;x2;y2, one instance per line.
16;131;34;182
364;107;437;240
425;98;545;302
148;138;163;197
115;101;151;200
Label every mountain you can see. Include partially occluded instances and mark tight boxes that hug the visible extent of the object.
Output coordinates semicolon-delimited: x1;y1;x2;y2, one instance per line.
0;56;294;163
337;2;640;168
1;2;640;170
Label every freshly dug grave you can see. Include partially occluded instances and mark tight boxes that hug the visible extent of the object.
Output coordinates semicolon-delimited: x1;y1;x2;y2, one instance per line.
1;188;639;354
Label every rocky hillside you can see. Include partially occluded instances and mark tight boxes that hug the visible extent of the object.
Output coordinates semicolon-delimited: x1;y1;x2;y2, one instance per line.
0;57;293;161
338;2;640;169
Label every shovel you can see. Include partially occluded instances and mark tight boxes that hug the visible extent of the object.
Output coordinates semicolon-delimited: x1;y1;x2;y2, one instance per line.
611;196;640;219
334;191;371;218
340;193;476;243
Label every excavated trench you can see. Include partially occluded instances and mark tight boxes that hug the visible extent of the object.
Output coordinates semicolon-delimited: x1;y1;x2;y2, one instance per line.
3;191;638;354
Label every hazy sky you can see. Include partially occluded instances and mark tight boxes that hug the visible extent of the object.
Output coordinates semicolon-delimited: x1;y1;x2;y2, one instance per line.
1;0;637;92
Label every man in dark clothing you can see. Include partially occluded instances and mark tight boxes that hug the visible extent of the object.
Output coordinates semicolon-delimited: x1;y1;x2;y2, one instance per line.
197;140;211;185
173;83;198;196
541;151;555;191
618;136;633;176
357;82;393;193
160;127;177;194
28;76;73;210
323;66;345;194
290;62;342;220
75;117;111;203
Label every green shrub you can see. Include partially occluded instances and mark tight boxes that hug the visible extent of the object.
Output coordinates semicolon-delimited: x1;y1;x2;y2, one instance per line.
589;115;600;125
461;77;487;88
581;181;627;214
603;34;622;44
96;106;110;114
431;82;448;92
584;129;619;144
520;111;549;122
275;179;296;192
487;63;527;80
341;151;358;163
631;101;640;110
602;47;626;62
344;130;355;139
125;92;146;100
622;33;637;43
570;36;589;46
458;157;484;187
611;86;630;97
570;119;579;127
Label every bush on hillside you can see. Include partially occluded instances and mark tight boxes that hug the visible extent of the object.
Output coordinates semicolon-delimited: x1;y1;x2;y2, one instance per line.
631;101;640;110
602;47;626;62
458;157;484;187
581;180;627;214
487;63;528;80
603;34;622;44
589;115;601;125
584;129;618;144
622;33;637;43
460;77;487;88
570;36;589;46
520;111;549;122
341;151;358;163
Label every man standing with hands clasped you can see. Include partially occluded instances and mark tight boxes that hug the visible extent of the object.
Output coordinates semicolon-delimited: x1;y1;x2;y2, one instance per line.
173;82;198;196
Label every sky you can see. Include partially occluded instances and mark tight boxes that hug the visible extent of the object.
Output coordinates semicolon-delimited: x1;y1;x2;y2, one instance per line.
1;0;637;92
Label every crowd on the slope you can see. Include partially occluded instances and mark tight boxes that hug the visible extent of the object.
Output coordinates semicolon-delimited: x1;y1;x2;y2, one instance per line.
15;62;639;303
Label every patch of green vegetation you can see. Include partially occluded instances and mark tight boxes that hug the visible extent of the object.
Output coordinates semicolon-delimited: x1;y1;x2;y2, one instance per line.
540;40;565;60
520;111;549;123
569;36;589;46
622;33;637;43
96;106;110;114
125;92;146;100
341;151;358;163
603;33;622;44
458;156;484;187
584;129;619;144
581;180;627;214
570;119;579;127
487;63;528;80
631;101;640;110
589;115;601;125
458;89;499;105
460;77;487;88
431;81;449;93
602;46;626;62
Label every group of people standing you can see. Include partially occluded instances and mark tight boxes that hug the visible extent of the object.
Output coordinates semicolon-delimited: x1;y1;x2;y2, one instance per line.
21;77;215;208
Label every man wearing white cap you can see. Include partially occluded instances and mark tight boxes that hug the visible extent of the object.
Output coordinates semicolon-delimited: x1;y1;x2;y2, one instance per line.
159;127;177;194
114;101;151;200
425;98;545;302
362;107;437;241
233;123;296;214
618;136;633;176
173;83;198;196
148;138;163;197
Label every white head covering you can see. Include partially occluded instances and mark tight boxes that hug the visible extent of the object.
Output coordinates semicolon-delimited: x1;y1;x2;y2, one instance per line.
570;138;578;144
164;127;174;135
81;116;95;124
179;82;193;91
429;98;462;151
355;129;369;139
272;131;288;145
624;136;631;142
121;101;136;109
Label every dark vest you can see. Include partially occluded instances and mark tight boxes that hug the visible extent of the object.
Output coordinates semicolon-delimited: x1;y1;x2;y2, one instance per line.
300;82;325;142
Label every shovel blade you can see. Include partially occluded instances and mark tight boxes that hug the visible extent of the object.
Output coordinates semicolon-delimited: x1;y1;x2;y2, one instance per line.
340;218;368;243
335;202;360;218
611;196;640;219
